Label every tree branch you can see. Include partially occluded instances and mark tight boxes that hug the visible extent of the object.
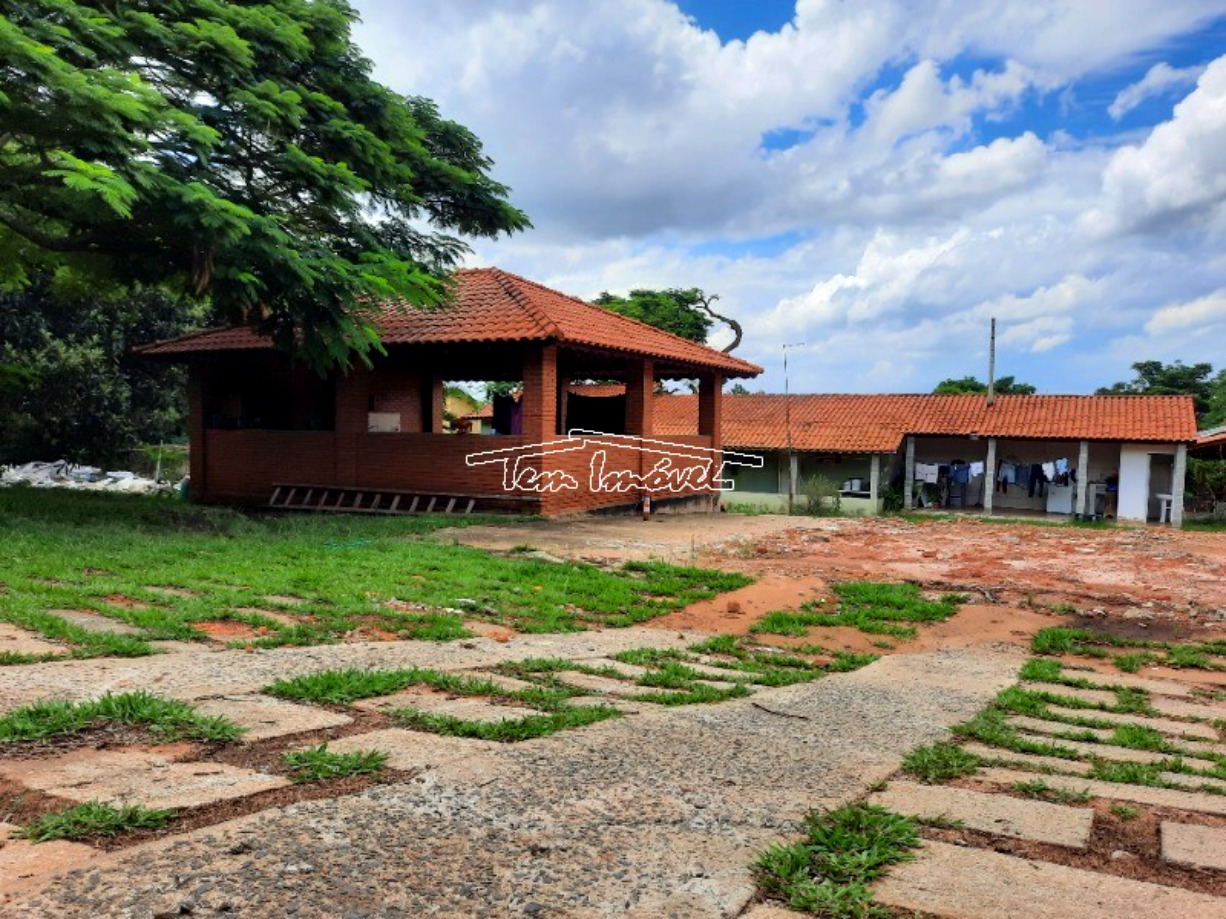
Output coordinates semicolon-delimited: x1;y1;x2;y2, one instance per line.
694;292;743;353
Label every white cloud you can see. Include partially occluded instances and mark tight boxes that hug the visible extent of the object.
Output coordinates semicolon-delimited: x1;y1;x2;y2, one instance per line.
1109;62;1207;119
1096;56;1226;234
1144;289;1226;333
350;0;1226;394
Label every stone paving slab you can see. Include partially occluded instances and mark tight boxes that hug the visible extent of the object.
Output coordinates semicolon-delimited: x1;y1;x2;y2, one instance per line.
0;823;98;900
1044;704;1221;741
588;658;650;678
4;648;1022;917
0;623;66;656
46;609;144;635
741;905;810;919
869;780;1093;848
976;766;1226;816
325;728;501;772
1161;820;1226;871
960;742;1094;775
875;839;1226;919
1158;771;1226;793
0;628;706;713
353;689;540;722
192;694;352;741
0;749;288;810
469;671;540;693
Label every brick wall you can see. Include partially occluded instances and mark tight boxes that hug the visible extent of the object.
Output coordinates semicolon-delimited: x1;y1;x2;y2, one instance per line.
203;431;337;502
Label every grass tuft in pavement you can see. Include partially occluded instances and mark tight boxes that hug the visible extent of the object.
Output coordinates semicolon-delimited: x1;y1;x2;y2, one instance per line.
0;691;244;743
283;744;388;782
1031;627;1226;673
17;801;176;842
390;704;620;742
1011;779;1092;804
754;802;921;918
902;742;980;783
751;581;961;640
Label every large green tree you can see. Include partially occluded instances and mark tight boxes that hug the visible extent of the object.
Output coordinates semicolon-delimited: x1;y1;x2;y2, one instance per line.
0;1;528;370
594;288;743;351
932;375;1036;395
0;275;209;464
1096;360;1219;421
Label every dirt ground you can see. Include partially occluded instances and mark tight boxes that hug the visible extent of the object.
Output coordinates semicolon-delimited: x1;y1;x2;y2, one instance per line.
452;513;1226;657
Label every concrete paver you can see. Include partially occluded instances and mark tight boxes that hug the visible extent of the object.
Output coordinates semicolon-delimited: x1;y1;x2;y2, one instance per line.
46;609;144;636
353;688;540;722
977;766;1226;816
959;742;1094;775
1009;714;1226;756
1025;683;1120;706
1057;671;1198;697
557;671;637;695
1148;695;1226;721
870;780;1094;848
1012;730;1219;769
0;749;288;810
324;729;502;772
875;840;1226;919
191;694;352;741
1044;704;1221;741
0;623;66;656
1161;821;1226;871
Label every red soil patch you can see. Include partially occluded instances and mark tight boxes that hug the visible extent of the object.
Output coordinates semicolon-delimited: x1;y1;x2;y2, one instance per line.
102;594;149;610
645;572;832;635
194;620;261;641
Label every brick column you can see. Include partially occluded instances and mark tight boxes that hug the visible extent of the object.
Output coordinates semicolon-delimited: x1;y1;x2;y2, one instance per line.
429;375;445;434
522;344;558;441
624;359;654;436
187;365;207;501
698;373;723;447
334;366;371;486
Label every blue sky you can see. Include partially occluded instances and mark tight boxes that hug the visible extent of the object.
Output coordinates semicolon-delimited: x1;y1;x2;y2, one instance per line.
351;1;1226;400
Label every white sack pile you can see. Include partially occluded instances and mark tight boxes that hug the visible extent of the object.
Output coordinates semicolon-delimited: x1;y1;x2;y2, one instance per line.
0;460;180;495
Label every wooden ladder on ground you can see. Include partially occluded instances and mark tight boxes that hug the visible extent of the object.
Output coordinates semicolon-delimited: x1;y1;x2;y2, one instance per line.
268;483;477;515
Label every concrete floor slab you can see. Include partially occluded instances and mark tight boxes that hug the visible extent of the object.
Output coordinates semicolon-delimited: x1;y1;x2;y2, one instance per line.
557;671;637;695
0;749;288;810
192;694;352;741
353;689;540;722
0;623;66;656
1149;695;1226;721
1025;683;1119;706
875;840;1226;919
976;766;1226;816
870;780;1094;848
1161;821;1226;871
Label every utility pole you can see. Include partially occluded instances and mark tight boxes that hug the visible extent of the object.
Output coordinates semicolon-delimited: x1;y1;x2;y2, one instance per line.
783;342;805;514
987;317;997;407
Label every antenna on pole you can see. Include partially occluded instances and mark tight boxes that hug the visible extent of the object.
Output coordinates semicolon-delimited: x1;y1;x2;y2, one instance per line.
987;318;997;407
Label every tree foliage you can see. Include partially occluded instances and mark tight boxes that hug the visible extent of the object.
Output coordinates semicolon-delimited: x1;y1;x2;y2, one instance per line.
932;375;1036;395
0;0;528;370
0;275;210;464
594;288;743;351
1096;360;1223;424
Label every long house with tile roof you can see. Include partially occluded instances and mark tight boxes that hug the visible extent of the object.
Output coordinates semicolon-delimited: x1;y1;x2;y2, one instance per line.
137;268;761;516
646;392;1198;525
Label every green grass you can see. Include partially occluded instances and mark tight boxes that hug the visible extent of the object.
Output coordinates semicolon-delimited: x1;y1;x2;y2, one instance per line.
751;582;962;640
1031;627;1226;673
1109;803;1141;820
0;691;244;743
901;742;980;783
0;488;751;660
1011;779;1092;804
282;744;388;782
265;666;573;710
17;801;175;842
390;704;620;742
754;803;921;918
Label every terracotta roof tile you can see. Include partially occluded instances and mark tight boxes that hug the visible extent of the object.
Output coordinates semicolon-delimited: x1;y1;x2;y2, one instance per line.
653;393;1198;450
135;268;761;377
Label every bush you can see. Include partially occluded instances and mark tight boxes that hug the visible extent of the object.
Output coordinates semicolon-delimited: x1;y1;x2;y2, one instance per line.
802;474;842;516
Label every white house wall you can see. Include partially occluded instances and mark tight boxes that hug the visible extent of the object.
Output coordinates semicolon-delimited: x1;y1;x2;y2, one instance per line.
1118;443;1177;522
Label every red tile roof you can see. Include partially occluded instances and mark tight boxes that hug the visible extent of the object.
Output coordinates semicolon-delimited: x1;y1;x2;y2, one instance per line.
136;268;761;377
652;393;1198;451
1194;427;1226;454
462;403;495;420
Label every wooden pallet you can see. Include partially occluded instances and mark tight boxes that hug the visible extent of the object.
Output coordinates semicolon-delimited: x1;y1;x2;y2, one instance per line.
268;483;487;515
